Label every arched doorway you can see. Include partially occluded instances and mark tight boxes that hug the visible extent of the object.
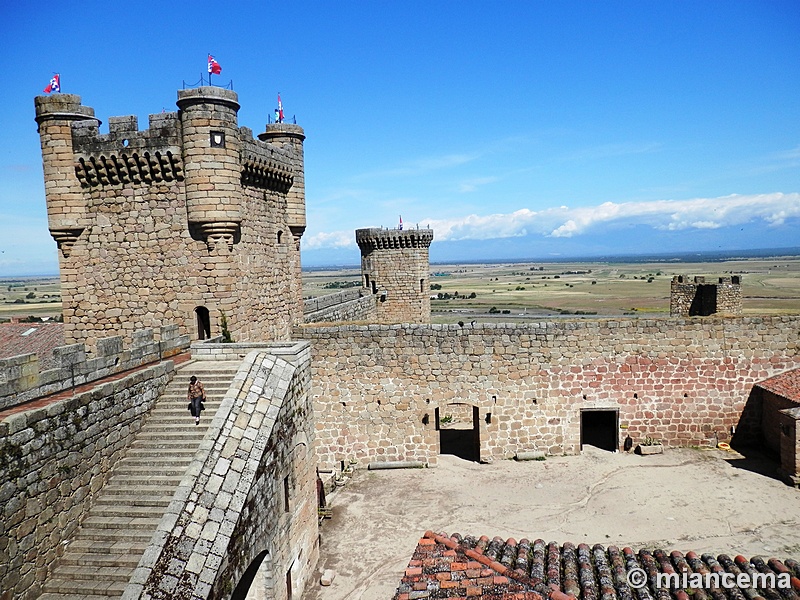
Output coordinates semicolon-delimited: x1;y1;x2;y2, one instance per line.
195;306;211;340
436;404;480;461
231;550;274;600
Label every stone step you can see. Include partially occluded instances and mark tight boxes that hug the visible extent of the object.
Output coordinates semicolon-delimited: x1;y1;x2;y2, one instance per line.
104;475;185;487
41;577;128;595
92;496;171;510
81;516;161;530
58;551;142;568
113;465;188;477
48;564;135;583
69;528;154;543
65;538;149;555
40;594;120;600
89;504;166;519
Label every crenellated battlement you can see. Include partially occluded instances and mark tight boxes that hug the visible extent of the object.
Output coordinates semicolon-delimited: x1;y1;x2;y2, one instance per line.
0;324;189;411
355;227;434;251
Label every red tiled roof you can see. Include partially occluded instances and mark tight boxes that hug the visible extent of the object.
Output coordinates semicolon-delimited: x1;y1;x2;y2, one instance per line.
394;531;800;600
0;322;64;371
757;368;800;404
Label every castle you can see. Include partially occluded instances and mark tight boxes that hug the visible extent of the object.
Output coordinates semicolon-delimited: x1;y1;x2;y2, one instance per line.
0;87;798;600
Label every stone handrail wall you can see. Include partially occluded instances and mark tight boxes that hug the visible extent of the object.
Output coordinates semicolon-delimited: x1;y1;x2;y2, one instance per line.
0;324;189;411
0;360;175;599
124;344;318;600
299;316;800;469
302;291;376;324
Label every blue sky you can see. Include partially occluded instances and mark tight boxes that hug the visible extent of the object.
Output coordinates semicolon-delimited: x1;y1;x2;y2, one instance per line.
1;1;799;274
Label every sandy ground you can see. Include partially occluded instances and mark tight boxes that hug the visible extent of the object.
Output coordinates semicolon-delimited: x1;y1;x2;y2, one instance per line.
302;447;800;600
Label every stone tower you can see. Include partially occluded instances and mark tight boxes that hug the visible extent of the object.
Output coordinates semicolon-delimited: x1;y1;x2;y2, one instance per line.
355;227;434;324
35;87;306;348
670;275;742;317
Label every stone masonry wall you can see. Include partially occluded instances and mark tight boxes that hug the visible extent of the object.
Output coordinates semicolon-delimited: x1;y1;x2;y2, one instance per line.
301;317;800;470
125;345;318;600
0;360;174;599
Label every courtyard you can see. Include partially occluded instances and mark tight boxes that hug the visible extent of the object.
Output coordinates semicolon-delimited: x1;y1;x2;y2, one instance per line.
302;447;800;600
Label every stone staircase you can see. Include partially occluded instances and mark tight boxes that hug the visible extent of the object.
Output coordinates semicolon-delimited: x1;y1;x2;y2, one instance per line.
38;360;240;600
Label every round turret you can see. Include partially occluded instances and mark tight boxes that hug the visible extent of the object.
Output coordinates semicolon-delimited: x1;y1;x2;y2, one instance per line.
34;94;99;257
356;227;434;324
259;123;306;241
177;87;243;251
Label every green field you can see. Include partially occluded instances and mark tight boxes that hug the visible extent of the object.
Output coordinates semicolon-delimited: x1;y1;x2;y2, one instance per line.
0;277;62;321
303;258;800;324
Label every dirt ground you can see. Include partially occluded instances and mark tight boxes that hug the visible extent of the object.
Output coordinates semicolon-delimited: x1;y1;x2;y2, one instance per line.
302;447;800;600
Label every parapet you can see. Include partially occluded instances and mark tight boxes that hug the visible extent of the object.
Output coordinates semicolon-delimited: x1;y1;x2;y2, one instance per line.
670;275;743;317
0;324;189;411
355;227;434;251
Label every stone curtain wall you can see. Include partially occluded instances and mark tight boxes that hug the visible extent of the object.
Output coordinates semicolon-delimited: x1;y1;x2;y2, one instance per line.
125;345;318;600
0;324;188;411
0;361;174;599
303;289;362;314
302;293;377;324
302;317;800;470
34;89;305;349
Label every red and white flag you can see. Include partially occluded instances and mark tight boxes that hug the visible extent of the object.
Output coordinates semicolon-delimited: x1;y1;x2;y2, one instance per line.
399;215;403;230
43;74;60;94
277;93;284;123
207;55;222;75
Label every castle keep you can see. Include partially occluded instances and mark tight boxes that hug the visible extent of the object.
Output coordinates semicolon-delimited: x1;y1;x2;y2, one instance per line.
34;87;306;349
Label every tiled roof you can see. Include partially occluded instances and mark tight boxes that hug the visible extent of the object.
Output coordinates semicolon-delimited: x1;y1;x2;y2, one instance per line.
0;322;64;371
757;368;800;403
394;531;800;600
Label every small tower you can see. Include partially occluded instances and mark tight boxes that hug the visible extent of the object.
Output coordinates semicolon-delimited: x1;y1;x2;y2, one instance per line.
355;227;434;324
670;275;742;317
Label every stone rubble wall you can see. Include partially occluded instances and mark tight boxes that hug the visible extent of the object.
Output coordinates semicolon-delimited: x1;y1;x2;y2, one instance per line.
300;317;800;470
303;289;362;314
0;324;188;411
0;360;174;599
302;292;376;324
125;345;318;600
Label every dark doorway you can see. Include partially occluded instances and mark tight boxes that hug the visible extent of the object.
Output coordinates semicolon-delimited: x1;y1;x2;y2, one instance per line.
195;306;211;340
689;284;717;316
580;409;618;452
437;405;481;461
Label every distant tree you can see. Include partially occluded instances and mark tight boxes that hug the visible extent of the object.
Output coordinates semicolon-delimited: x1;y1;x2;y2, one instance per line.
26;292;36;299
468;292;477;299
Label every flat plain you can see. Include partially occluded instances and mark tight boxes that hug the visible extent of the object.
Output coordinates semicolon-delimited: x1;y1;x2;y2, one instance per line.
303;256;800;323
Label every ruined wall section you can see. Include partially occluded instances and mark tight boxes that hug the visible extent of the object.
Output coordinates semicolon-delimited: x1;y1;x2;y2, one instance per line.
302;317;800;470
35;88;305;348
670;275;742;317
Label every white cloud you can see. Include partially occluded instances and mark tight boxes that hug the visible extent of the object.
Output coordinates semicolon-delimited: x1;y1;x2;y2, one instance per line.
302;193;800;250
302;229;355;250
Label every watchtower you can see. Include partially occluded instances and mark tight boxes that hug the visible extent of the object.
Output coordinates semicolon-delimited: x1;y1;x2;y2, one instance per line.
34;87;306;348
355;227;434;324
670;275;742;317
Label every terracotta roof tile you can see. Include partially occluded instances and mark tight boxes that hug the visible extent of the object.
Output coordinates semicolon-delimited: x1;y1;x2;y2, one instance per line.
393;532;800;600
0;322;64;370
757;368;800;403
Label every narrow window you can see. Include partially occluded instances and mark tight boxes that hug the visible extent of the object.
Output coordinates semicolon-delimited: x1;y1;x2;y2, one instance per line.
283;475;290;512
277;230;283;244
420;278;424;293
